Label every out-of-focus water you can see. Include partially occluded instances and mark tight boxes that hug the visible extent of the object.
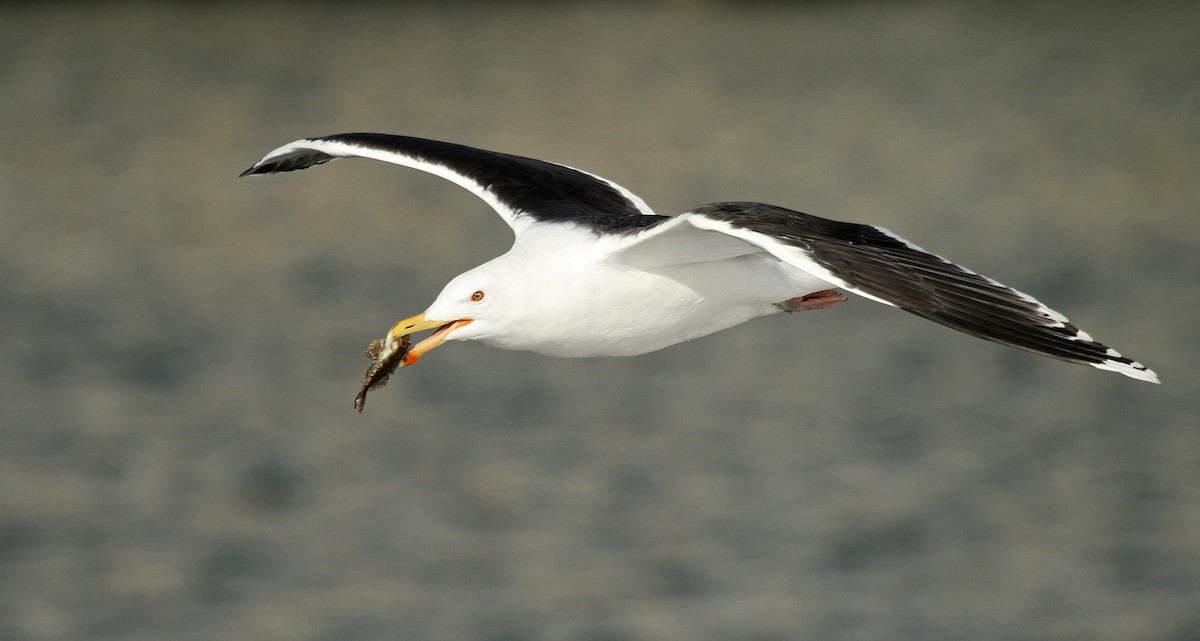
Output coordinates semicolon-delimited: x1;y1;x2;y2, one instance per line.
2;3;1197;640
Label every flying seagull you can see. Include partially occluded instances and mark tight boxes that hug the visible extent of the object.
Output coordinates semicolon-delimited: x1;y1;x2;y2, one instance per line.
241;133;1159;410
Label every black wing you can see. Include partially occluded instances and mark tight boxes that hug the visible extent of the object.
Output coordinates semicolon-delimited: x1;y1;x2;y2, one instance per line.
624;202;1158;382
241;133;663;233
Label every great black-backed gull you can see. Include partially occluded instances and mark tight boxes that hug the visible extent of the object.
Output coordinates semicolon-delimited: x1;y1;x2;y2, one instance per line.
241;134;1159;411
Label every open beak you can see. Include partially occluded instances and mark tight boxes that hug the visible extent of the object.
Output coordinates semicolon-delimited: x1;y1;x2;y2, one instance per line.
385;312;473;366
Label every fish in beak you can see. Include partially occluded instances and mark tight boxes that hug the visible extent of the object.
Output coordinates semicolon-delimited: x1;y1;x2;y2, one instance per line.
353;313;473;413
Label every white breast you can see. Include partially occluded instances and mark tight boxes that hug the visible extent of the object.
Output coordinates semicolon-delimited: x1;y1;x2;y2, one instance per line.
491;249;801;358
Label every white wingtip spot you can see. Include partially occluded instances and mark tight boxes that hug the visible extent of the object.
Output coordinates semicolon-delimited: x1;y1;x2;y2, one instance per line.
1068;329;1095;342
1008;287;1071;326
1090;358;1161;384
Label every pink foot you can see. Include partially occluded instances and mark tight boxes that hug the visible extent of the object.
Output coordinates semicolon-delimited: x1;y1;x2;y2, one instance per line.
775;289;848;312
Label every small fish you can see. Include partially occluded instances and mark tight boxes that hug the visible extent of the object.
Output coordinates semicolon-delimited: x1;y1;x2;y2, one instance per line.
354;334;411;413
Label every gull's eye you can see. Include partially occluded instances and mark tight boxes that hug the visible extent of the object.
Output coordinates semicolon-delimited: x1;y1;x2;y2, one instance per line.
470;290;486;302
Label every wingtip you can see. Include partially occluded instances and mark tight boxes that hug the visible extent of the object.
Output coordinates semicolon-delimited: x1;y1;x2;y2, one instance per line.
1092;358;1161;384
239;139;340;178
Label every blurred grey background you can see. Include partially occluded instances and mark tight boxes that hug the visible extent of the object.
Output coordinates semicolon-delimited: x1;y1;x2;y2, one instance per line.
2;2;1197;640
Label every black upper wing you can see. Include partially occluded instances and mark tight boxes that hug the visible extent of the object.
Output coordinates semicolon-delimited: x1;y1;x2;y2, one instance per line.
680;202;1158;382
241;133;662;233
